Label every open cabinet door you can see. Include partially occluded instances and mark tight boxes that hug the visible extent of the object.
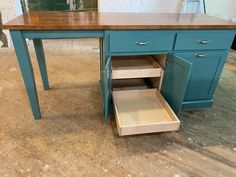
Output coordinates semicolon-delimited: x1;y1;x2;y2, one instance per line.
161;54;192;116
104;56;112;120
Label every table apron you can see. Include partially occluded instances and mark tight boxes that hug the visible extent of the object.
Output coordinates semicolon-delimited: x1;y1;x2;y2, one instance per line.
21;30;104;39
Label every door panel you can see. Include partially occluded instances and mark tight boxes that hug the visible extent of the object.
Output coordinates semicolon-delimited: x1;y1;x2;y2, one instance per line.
104;56;112;120
161;54;192;115
175;52;226;101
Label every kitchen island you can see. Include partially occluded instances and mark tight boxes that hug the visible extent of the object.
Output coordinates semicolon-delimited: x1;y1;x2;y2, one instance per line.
3;12;236;135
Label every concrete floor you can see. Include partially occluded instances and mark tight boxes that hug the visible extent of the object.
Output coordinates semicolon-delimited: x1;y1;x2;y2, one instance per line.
0;39;236;177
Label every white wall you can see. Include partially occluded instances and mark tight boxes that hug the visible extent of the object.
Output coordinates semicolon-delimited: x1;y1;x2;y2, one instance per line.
0;0;22;47
98;0;236;22
98;0;183;13
206;0;236;21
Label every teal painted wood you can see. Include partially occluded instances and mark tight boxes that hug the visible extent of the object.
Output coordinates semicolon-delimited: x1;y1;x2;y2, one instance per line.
104;56;112;120
33;39;49;90
99;38;103;84
106;51;170;57
22;30;104;39
10;30;41;119
108;30;176;53
182;99;213;109
100;31;111;121
161;54;192;116
99;38;104;109
175;31;235;50
206;51;229;97
175;51;228;101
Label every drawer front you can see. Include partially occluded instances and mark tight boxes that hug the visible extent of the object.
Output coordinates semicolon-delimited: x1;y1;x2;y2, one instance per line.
174;31;235;50
109;31;175;53
175;51;227;101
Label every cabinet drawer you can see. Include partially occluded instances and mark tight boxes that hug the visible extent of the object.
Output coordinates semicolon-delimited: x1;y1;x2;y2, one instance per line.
109;31;175;53
111;55;163;79
112;89;180;136
175;32;234;50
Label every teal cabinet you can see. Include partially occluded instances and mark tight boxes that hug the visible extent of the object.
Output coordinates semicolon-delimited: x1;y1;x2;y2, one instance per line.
174;51;228;103
101;30;236;119
161;55;192;115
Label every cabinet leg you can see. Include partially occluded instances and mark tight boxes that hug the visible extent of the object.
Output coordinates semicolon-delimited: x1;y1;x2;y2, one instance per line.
33;39;49;90
10;31;41;119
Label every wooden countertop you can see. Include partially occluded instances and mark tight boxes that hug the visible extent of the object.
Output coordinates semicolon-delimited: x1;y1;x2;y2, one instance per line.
2;12;236;30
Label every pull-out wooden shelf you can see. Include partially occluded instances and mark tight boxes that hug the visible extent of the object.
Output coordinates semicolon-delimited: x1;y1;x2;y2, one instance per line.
112;89;180;136
111;56;162;79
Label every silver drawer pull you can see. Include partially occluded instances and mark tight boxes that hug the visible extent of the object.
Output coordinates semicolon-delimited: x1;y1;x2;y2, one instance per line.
135;41;150;46
198;40;211;44
195;54;208;58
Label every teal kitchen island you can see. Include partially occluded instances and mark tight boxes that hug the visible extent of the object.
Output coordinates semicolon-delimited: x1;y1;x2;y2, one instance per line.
3;12;236;135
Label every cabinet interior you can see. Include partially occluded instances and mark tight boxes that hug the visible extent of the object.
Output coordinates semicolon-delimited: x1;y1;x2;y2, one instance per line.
110;54;181;136
111;54;167;90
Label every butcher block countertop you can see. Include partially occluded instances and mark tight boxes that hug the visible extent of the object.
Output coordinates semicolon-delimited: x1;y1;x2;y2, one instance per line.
2;12;236;30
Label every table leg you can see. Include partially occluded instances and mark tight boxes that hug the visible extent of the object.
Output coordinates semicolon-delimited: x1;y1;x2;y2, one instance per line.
33;39;49;90
10;30;41;119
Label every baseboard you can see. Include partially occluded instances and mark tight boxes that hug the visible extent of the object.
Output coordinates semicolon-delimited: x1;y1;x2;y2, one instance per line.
182;99;214;109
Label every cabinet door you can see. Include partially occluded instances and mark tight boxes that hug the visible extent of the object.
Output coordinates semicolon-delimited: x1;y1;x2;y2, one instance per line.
174;52;227;101
104;56;112;120
161;54;192;115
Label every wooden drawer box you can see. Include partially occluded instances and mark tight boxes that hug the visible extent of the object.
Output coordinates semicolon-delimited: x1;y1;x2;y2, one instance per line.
111;55;163;79
109;30;175;53
112;79;149;91
112;89;180;136
174;31;235;50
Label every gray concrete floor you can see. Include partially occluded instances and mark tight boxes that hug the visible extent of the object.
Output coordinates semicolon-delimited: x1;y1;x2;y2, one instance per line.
0;39;236;177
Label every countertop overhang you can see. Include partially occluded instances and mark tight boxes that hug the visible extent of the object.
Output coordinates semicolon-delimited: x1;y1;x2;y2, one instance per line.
2;12;236;30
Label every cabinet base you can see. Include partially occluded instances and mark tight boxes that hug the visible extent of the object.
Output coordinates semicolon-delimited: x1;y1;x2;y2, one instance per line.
182;99;213;109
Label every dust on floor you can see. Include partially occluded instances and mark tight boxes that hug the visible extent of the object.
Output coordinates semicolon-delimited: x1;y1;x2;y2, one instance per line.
0;39;236;177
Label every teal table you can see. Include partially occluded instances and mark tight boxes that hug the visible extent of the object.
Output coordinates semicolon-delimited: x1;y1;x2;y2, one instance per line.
3;12;236;121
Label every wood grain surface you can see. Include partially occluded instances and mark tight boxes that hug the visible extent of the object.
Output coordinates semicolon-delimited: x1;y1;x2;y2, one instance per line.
2;12;236;30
